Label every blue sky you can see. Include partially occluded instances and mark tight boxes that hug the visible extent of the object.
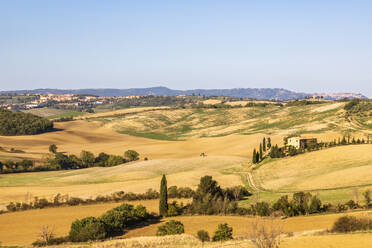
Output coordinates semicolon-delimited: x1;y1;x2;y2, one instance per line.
1;1;372;96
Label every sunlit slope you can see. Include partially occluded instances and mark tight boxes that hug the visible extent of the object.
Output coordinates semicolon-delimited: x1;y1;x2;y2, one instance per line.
253;144;372;192
96;102;367;139
0;156;245;204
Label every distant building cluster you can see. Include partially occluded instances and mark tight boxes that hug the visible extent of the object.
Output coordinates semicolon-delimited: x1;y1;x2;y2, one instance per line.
0;93;143;111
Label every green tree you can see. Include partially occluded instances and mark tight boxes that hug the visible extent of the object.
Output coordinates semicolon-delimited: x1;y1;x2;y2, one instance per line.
263;138;266;152
267;137;271;149
292;192;312;215
212;223;233;241
49;144;57;154
159;174;168;217
80;150;95;168
124;150;139;161
259;143;263;161
156;220;184;236
252;149;257;164
105;155;125;167
363;190;371;207
191;176;224;214
309;195;322;214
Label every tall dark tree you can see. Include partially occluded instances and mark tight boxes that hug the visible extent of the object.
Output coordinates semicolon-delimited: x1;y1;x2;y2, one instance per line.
259;143;263;161
263;138;266;152
159;174;168;217
252;149;257;164
267;137;271;149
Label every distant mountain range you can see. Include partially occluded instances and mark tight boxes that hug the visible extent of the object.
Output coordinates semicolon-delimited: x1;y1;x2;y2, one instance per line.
1;87;367;101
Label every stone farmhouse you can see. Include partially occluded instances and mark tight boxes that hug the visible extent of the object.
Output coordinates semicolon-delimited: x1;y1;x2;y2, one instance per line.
287;136;318;149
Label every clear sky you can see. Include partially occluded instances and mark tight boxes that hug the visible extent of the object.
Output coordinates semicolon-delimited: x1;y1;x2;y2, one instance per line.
1;1;372;96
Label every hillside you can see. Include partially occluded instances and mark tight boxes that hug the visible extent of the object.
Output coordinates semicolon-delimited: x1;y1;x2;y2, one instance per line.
253;145;372;191
0;109;54;136
92;102;370;140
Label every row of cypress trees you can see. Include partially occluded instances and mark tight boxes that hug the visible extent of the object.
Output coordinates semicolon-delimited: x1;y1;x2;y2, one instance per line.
252;137;271;164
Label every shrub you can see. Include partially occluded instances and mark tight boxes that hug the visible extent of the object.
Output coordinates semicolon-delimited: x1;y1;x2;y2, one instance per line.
212;223;233;241
99;204;134;236
156;220;185;236
99;203;151;237
197;230;210;243
69;217;106;242
332;216;361;233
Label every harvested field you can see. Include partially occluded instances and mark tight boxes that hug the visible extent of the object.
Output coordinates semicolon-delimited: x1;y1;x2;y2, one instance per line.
1;202;372;246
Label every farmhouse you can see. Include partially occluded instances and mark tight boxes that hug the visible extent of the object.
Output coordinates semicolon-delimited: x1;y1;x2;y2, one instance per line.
288;136;318;149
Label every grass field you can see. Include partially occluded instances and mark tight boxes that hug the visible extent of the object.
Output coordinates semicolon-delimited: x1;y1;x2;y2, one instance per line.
0;156;245;205
23;108;85;119
1;198;372;246
63;233;372;248
245;144;372;204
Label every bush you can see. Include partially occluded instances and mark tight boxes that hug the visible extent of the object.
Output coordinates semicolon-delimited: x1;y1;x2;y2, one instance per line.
197;230;210;243
99;204;151;237
156;220;185;236
332;216;361;233
212;223;233;241
69;217;106;242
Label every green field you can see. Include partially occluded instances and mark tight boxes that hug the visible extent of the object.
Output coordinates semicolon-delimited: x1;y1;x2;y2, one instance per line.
23;108;85;119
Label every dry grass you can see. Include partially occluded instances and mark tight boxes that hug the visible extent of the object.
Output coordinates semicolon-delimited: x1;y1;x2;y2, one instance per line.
77;106;170;119
202;99;222;105
3;206;372;247
51;233;372;248
0;199;191;246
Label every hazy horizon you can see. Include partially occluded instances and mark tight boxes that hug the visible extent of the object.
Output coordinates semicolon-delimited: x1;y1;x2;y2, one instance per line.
1;86;368;98
1;1;372;97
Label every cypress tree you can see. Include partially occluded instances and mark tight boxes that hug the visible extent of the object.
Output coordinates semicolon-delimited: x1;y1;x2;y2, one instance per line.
256;151;260;163
252;149;257;164
267;137;271;149
259;143;263;161
263;138;266;152
159;174;168;217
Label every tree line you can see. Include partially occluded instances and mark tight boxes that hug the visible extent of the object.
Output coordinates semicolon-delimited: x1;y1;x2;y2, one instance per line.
0;145;140;174
252;134;372;164
4;186;195;213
